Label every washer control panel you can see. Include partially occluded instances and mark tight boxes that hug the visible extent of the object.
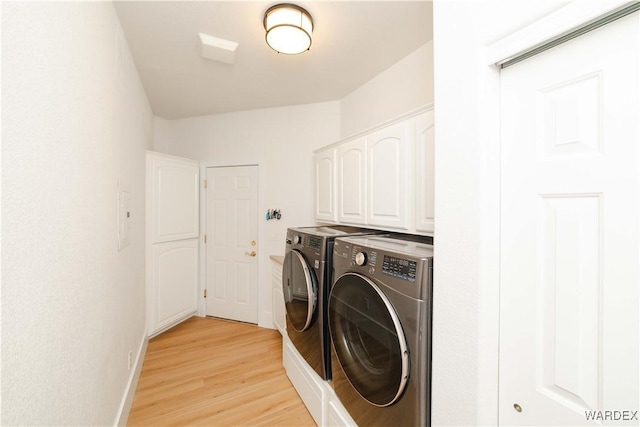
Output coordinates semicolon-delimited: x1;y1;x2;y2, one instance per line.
382;256;417;282
307;236;322;251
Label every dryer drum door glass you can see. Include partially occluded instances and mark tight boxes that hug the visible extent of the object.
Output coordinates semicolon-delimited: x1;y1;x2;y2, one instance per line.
329;272;409;407
282;250;318;332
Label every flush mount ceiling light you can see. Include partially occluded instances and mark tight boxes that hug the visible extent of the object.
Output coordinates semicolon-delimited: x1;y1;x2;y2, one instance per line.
263;3;313;55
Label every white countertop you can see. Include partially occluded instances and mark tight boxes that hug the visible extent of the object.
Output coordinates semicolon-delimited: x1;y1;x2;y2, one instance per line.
270;255;284;265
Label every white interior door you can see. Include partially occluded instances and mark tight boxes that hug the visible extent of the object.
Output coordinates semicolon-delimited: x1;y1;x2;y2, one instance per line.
499;13;639;426
206;166;259;324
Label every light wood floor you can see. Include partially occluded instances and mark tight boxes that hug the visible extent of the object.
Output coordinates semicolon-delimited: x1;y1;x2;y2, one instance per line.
127;316;315;426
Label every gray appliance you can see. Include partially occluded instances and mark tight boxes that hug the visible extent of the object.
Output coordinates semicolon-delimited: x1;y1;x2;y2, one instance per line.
282;226;384;380
329;235;433;426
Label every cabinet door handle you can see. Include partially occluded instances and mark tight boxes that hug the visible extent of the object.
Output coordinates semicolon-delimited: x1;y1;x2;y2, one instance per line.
245;251;257;257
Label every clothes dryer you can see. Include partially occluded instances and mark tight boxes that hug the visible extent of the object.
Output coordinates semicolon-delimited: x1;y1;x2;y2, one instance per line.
282;226;384;380
329;235;434;426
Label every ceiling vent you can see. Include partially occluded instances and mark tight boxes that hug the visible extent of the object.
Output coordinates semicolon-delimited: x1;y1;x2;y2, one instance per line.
198;33;238;64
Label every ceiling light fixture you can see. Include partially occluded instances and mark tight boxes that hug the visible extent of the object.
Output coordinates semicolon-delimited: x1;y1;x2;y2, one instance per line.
263;3;313;55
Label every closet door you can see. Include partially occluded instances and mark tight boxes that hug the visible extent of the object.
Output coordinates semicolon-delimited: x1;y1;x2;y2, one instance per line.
499;13;639;426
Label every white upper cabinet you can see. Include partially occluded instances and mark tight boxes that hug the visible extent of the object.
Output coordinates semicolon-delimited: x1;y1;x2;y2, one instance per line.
314;147;337;223
337;137;367;225
415;110;435;233
314;106;434;235
367;119;414;230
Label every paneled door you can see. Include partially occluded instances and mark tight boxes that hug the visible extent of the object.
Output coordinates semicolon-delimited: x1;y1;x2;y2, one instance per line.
499;12;639;426
146;151;199;337
206;166;259;324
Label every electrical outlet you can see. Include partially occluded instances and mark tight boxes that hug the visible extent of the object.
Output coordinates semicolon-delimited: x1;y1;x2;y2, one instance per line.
128;351;133;370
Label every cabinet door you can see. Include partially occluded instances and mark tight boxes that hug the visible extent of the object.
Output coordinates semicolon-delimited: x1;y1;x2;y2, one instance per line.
415;110;435;233
315;148;337;223
337;137;367;225
149;154;199;243
367;119;414;230
149;239;198;335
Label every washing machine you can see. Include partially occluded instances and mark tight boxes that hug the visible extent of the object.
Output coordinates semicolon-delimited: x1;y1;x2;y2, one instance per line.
329;234;434;426
282;226;384;381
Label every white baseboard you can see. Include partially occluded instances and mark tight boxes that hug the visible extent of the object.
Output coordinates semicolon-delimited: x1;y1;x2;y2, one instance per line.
114;329;148;426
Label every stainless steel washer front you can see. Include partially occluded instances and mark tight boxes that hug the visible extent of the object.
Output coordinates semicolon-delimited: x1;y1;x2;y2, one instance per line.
329;234;434;426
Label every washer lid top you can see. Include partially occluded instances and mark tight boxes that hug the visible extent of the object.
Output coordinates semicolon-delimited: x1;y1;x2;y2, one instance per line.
288;225;383;238
337;235;433;259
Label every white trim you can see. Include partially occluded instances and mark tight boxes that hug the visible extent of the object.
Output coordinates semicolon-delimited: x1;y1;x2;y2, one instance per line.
473;48;502;426
148;312;197;339
487;0;635;65
114;330;148;427
144;149;199;164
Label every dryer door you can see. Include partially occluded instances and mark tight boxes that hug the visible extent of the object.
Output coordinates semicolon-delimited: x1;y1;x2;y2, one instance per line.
329;272;409;407
282;249;318;332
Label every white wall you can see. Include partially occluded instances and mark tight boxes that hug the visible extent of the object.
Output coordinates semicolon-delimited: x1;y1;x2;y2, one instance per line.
1;2;152;425
153;116;172;154
340;41;434;138
162;101;341;327
431;4;500;424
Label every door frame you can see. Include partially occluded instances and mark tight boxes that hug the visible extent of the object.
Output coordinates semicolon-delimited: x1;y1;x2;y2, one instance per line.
196;162;271;328
432;1;635;425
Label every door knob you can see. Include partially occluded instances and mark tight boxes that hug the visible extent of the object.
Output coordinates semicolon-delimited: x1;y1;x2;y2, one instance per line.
245;251;257;257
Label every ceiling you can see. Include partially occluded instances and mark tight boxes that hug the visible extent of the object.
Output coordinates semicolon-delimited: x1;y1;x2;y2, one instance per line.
114;1;433;119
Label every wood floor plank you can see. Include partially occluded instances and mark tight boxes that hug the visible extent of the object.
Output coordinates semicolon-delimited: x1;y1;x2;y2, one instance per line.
128;317;316;427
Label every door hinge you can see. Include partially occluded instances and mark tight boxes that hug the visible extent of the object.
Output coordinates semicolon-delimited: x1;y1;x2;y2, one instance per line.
204;289;207;298
204;179;208;188
204;234;207;244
